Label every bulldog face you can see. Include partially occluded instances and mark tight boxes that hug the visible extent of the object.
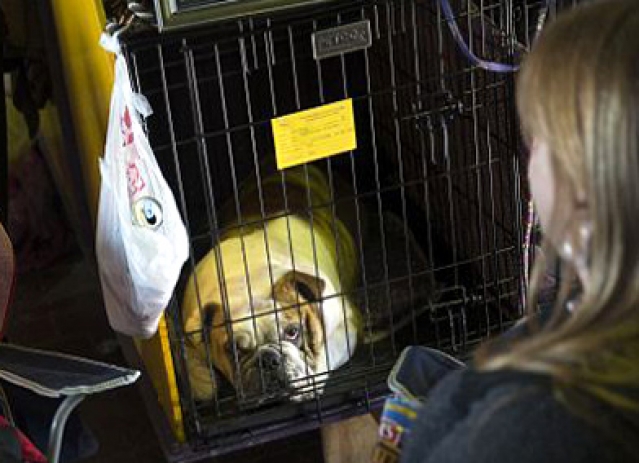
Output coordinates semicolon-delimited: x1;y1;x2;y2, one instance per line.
203;270;327;400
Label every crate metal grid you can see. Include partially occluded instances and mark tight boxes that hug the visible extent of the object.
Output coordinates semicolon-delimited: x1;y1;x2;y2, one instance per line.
121;0;547;457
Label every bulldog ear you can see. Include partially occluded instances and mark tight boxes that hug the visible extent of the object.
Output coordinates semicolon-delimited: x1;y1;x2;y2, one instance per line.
292;271;326;303
276;271;326;303
304;299;324;356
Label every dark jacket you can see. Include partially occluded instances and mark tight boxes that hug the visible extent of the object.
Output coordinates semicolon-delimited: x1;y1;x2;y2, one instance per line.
400;368;638;463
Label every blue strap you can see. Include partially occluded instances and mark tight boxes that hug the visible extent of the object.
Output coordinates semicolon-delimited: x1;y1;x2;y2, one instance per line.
438;0;531;73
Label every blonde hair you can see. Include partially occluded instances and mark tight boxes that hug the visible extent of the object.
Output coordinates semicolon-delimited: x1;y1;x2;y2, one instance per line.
477;0;639;413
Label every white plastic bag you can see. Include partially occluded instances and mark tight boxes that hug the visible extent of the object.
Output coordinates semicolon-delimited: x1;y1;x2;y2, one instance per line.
96;34;189;338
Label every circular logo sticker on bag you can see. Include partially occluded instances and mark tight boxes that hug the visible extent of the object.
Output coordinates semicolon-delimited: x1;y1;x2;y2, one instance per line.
132;197;163;230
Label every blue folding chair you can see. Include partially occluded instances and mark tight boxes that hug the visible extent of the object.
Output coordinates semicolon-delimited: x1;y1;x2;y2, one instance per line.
0;222;139;463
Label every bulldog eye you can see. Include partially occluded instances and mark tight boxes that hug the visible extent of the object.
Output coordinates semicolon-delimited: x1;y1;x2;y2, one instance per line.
225;341;234;355
225;339;247;357
283;324;300;341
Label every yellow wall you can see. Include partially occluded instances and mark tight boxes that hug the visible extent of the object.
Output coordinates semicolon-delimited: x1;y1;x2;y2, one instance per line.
49;0;113;224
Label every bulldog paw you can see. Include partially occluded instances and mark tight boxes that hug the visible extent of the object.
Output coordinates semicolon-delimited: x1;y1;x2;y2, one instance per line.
187;359;218;401
288;374;327;402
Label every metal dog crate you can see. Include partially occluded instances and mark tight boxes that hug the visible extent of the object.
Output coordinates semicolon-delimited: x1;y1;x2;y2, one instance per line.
118;0;552;459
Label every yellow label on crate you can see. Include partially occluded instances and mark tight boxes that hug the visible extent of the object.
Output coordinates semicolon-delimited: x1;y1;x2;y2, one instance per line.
272;99;357;170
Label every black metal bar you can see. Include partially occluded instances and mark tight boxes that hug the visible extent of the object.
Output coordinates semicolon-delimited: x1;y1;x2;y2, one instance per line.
327;11;353;363
364;4;395;356
384;1;417;347
468;1;492;341
309;18;333;374
212;40;259;400
182;40;222;417
155;42;208;437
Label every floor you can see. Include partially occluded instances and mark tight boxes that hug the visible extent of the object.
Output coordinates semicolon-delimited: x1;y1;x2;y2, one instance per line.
7;247;325;463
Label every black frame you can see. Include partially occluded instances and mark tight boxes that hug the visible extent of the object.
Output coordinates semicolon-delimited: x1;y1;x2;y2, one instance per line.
154;0;340;31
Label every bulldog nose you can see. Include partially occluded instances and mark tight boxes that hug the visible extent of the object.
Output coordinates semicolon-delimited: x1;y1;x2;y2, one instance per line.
259;348;282;371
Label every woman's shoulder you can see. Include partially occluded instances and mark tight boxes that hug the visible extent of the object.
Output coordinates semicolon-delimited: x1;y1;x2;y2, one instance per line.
401;368;637;463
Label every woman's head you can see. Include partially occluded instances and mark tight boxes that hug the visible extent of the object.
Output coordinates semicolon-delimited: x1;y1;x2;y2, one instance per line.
520;0;639;290
480;0;639;408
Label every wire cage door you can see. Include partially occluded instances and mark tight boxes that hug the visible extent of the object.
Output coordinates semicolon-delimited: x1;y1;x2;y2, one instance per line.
120;0;544;458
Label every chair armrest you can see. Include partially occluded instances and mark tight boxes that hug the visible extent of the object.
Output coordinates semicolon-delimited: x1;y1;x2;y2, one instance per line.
0;344;139;398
